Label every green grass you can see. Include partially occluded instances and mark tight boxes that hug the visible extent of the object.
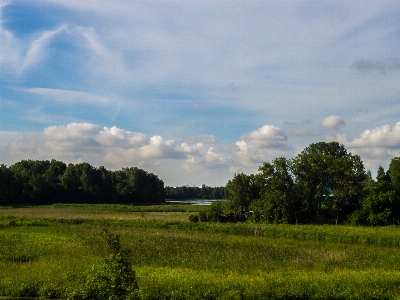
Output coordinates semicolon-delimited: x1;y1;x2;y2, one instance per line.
1;204;400;299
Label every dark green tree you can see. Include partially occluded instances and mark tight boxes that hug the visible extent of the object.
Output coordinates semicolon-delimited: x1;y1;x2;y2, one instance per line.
114;167;164;203
388;157;400;194
0;165;15;204
292;142;365;224
350;167;400;226
9;160;66;204
226;173;260;212
258;157;299;224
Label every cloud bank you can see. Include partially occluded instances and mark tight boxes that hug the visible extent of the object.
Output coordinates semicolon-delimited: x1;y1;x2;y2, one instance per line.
1;120;400;185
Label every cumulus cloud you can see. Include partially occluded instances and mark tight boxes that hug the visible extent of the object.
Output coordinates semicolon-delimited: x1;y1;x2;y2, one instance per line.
322;115;345;130
347;122;400;149
1;122;233;171
332;122;400;170
97;126;146;147
43;122;100;140
235;125;291;166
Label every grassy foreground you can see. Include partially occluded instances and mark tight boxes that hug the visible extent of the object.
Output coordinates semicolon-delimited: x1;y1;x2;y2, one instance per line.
1;204;400;299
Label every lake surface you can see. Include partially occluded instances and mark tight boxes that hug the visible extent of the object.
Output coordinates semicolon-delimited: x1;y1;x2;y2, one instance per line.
166;199;225;205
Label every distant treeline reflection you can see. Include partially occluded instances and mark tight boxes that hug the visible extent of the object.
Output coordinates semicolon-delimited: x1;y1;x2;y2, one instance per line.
165;186;228;200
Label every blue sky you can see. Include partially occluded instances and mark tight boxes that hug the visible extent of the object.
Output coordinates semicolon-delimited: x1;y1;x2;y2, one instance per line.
1;0;400;186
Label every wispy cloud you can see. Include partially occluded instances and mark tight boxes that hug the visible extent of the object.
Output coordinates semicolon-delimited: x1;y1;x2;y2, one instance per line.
22;88;116;106
351;58;400;74
19;25;67;74
1;1;400;185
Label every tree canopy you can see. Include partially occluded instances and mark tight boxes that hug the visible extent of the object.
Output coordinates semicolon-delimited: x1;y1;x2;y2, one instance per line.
0;160;165;205
225;142;400;225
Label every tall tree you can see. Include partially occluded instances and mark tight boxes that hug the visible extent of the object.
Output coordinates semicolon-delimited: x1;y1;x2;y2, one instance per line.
0;165;15;204
226;173;260;212
258;157;299;224
350;167;400;226
388;157;400;194
292;142;365;224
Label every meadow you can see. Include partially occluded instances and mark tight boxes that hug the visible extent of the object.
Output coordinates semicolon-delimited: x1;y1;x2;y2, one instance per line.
1;204;400;299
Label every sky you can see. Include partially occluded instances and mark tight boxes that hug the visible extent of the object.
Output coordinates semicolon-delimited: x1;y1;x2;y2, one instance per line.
1;0;400;187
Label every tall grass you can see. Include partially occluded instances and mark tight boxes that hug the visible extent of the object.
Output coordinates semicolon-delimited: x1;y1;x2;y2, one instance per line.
1;205;400;299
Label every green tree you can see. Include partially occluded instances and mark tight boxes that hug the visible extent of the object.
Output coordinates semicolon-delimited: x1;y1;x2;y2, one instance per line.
258;157;299;224
9;160;66;204
350;169;400;226
377;166;391;183
0;165;15;204
292;142;365;224
388;157;400;194
226;173;260;213
114;167;165;203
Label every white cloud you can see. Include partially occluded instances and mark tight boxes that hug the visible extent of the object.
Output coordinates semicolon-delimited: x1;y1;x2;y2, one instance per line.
331;122;400;171
347;122;400;149
97;126;146;147
23;88;115;106
236;125;291;166
0;9;66;75
19;25;67;74
43;122;100;141
322;115;345;130
0;122;233;170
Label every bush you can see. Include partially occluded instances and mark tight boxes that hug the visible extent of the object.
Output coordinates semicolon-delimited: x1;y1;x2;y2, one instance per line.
67;229;138;300
189;214;199;222
198;210;208;222
208;201;224;222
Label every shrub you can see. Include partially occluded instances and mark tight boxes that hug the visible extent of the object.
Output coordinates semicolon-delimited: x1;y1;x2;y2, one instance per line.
198;210;208;222
67;229;138;300
208;201;224;222
189;214;199;222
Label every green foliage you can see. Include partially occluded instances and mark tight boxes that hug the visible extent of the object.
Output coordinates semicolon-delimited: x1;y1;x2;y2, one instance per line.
388;157;400;193
226;173;260;212
68;229;138;300
208;201;223;222
258;157;299;224
165;185;227;200
188;214;199;222
115;167;165;203
226;141;369;225
198;210;208;222
292;142;366;224
349;177;400;226
2;159;165;205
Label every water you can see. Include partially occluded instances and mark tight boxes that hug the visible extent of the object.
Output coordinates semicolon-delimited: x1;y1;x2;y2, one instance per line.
166;199;225;205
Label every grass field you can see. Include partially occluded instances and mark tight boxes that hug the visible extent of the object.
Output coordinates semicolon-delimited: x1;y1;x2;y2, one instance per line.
1;204;400;299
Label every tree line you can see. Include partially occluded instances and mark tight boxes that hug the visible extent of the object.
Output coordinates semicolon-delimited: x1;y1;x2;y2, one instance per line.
165;186;227;200
0;160;165;205
225;142;400;225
